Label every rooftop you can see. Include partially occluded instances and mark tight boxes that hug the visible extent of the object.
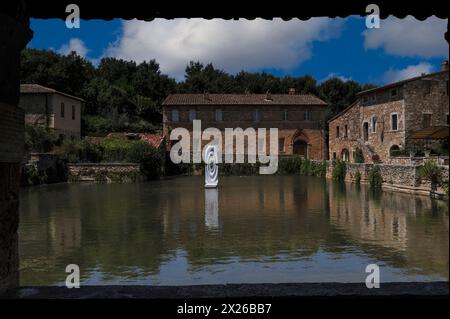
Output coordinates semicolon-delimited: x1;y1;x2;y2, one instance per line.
357;70;448;96
163;94;327;106
20;84;85;102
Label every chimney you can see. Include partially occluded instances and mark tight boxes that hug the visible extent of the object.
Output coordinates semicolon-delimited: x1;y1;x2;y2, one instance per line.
265;90;272;101
288;88;296;95
441;60;449;72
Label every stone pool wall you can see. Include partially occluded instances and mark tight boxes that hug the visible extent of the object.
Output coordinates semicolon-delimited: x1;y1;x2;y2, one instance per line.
323;160;449;197
67;163;142;183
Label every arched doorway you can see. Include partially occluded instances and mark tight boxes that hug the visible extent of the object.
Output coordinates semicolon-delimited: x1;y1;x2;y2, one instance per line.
293;140;308;158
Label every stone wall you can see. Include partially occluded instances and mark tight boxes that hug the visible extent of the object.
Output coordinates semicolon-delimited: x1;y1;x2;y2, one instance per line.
328;70;449;164
0;163;20;293
67;163;142;183
325;161;449;197
0;8;33;293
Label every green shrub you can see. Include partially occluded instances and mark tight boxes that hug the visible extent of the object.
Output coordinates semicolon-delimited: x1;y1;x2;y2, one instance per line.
25;124;59;153
94;170;108;182
58;139;103;163
81;115;113;136
443;181;449;199
126;141;156;163
100;135;132;162
354;171;361;185
419;160;441;185
140;147;163;180
278;156;302;174
23;165;48;185
299;158;311;175
82;115;159;136
354;148;364;163
368;165;382;190
332;159;346;182
310;160;327;178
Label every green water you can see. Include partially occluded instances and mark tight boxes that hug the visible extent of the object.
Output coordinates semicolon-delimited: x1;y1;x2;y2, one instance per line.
19;176;449;286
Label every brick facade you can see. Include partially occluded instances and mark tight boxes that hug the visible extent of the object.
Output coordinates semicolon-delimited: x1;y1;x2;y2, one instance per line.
162;94;327;160
329;70;449;163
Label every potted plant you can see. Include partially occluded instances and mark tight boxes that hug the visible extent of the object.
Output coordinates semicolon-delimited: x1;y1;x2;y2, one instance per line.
419;160;442;198
371;154;381;163
406;145;417;158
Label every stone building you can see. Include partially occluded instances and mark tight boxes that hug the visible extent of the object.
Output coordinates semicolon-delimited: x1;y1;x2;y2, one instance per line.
19;84;84;138
162;92;327;160
328;64;449;163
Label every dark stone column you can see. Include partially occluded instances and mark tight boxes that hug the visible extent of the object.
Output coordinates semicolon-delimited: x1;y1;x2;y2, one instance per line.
0;4;33;293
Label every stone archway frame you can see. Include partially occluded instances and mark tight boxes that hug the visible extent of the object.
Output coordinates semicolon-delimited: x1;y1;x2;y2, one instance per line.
292;129;310;158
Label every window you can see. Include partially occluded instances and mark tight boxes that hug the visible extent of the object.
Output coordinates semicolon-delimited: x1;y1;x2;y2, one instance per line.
422;113;432;128
189;109;196;121
363;122;369;141
61;102;65;118
391;113;398;131
304;110;310;121
71;105;75;120
344;125;348;137
363;96;368;103
341;149;350;162
215;109;222;122
332;152;337;160
254;109;260;122
391;89;398;97
389;145;400;156
171;109;179;122
371;116;377;133
278;138;285;153
336;126;340;138
283;110;288;121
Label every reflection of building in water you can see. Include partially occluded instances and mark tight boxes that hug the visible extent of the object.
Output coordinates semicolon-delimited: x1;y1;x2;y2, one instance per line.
328;183;449;279
205;188;219;229
329;183;408;251
48;214;81;256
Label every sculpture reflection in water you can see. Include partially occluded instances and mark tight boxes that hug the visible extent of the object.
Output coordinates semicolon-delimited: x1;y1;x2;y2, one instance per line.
205;188;219;229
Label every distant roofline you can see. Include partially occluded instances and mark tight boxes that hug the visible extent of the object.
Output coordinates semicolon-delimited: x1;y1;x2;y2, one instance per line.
328;69;448;123
357;70;448;96
20;84;85;102
162;93;327;106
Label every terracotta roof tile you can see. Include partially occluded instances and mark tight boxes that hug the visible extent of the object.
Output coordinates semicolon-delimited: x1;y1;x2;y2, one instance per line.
137;133;165;148
20;84;85;102
163;94;327;106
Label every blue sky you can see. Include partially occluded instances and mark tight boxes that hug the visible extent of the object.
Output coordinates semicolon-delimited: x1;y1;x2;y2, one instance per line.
28;16;448;85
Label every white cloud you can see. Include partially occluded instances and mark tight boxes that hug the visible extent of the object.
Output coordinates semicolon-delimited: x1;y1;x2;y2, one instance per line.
58;38;89;57
382;62;435;83
320;72;352;83
105;18;344;80
363;16;448;58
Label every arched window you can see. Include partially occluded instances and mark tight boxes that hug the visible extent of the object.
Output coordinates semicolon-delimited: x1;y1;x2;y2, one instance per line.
389;145;400;156
341;149;350;162
363;122;369;141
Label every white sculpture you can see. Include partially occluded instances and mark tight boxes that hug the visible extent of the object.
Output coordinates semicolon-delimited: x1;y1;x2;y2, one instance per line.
204;144;218;188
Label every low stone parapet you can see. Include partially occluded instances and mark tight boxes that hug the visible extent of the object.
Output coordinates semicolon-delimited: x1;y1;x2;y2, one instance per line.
325;161;449;197
67;163;141;183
